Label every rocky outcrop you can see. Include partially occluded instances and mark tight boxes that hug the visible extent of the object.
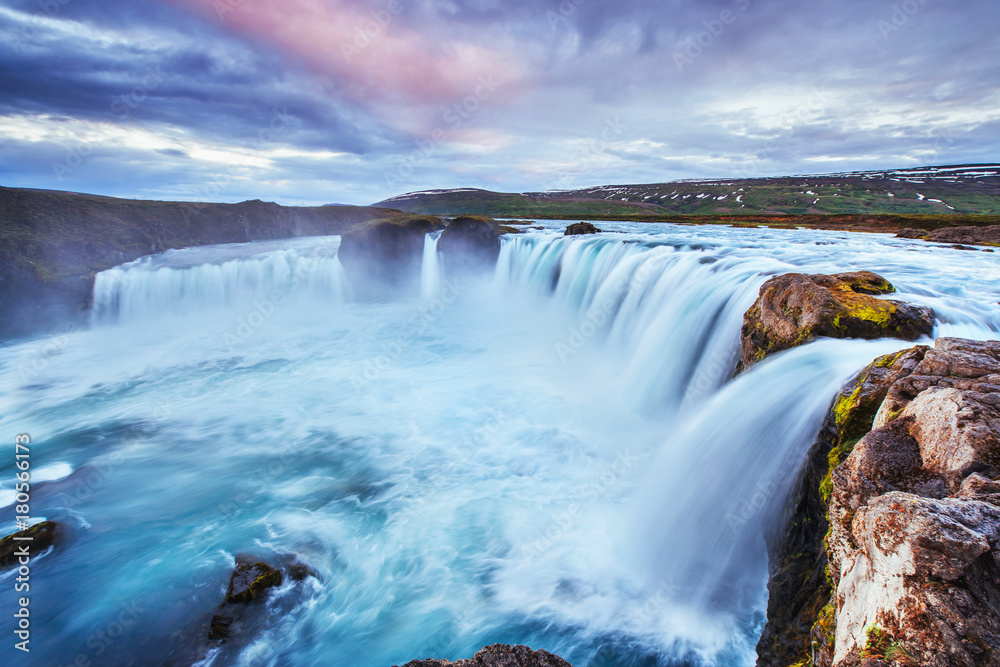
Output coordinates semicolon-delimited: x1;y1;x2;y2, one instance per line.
395;644;572;667
757;347;928;666
564;223;601;236
761;337;1000;667
438;216;502;275
0;521;59;567
338;215;446;299
740;271;935;369
898;226;1000;247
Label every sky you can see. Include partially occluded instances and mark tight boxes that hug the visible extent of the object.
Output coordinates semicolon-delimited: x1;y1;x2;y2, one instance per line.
1;0;998;206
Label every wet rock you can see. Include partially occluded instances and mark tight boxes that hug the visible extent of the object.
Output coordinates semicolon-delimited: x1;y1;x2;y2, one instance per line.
564;222;601;236
395;644;573;667
225;559;283;604
208;614;233;640
740;271;935;369
0;521;58;567
438;216;502;274
338;215;445;298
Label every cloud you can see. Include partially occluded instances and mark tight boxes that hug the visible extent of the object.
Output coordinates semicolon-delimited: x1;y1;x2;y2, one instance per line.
0;0;998;205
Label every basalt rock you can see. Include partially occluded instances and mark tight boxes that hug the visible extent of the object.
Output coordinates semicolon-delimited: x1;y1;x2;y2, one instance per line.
564;222;601;236
740;271;935;369
0;521;59;567
438;216;502;275
395;644;573;667
338;215;446;299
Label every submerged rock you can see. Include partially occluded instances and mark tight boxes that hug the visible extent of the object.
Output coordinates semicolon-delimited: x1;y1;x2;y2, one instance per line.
740;271;935;369
395;644;572;667
0;521;59;567
564;222;601;236
338;215;445;299
438;216;502;275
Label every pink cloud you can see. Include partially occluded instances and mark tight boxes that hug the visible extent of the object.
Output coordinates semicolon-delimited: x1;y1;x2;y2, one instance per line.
167;0;528;134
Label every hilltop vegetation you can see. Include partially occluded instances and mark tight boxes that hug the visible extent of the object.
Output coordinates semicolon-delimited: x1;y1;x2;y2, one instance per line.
376;164;1000;218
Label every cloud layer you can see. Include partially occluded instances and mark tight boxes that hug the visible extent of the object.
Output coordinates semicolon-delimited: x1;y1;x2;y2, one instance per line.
1;0;998;204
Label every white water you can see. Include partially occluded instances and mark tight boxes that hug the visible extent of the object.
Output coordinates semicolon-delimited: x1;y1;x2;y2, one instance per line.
1;222;998;667
421;232;444;300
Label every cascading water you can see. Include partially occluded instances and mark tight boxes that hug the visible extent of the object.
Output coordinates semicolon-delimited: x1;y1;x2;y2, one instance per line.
2;222;999;667
91;236;351;324
421;232;444;300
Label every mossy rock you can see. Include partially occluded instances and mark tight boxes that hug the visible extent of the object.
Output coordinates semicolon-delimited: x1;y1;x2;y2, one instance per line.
225;561;283;604
0;521;59;567
564;222;601;235
740;271;935;369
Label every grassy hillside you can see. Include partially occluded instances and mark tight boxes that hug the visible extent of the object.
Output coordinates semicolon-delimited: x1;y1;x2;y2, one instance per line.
376;165;1000;218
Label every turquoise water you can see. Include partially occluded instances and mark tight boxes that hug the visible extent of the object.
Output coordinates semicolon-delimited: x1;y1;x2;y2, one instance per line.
1;223;998;666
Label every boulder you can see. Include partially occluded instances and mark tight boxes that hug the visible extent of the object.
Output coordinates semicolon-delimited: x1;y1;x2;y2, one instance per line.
225;558;283;604
0;521;59;567
895;228;929;239
564;223;601;236
438;216;502;275
338;215;445;299
740;271;935;369
395;644;572;667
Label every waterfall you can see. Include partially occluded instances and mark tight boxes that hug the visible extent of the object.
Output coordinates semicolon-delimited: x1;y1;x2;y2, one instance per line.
421;232;444;299
495;234;773;413
53;225;998;667
91;238;350;324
